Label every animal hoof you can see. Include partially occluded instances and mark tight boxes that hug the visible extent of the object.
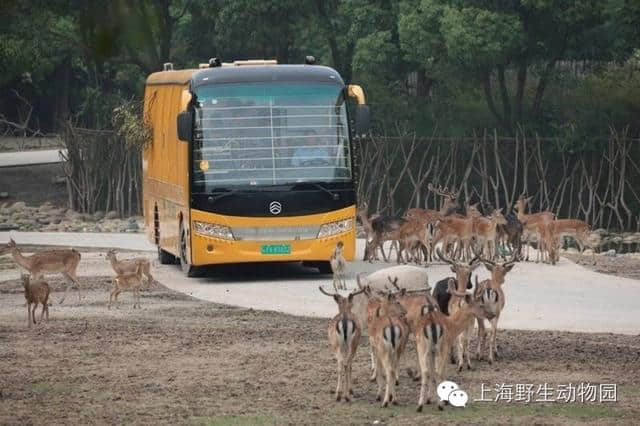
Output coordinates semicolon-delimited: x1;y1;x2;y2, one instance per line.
382;401;388;408
395;379;399;386
376;395;381;402
438;403;444;411
336;395;341;402
417;405;423;412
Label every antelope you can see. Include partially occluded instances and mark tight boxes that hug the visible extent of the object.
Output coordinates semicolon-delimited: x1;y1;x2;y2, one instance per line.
329;241;347;291
474;256;516;364
319;285;366;402
415;280;491;411
21;274;50;328
432;248;481;371
1;238;82;304
358;203;381;261
105;249;155;288
472;208;508;260
515;196;555;263
108;264;145;309
367;289;409;407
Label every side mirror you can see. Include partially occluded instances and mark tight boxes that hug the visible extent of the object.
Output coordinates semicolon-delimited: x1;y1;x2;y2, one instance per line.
355;104;370;136
177;111;193;143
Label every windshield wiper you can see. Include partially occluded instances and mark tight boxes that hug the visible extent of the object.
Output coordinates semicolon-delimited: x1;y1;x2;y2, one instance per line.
208;188;243;203
290;182;339;200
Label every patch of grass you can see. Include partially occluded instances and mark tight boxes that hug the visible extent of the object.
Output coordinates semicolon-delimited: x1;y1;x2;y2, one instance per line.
191;415;279;426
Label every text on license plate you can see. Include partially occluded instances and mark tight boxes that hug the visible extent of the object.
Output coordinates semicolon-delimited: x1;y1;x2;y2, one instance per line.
260;244;291;255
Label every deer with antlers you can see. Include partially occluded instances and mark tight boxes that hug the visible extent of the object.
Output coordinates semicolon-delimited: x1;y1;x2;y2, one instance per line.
432;248;481;371
318;285;366;402
473;255;516;364
415;279;492;411
1;238;82;304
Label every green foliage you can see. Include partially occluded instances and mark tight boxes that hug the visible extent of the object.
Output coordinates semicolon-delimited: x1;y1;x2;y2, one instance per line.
0;0;638;138
112;99;152;150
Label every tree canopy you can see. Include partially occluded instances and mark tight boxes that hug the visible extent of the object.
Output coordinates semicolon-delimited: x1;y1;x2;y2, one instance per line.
0;0;638;137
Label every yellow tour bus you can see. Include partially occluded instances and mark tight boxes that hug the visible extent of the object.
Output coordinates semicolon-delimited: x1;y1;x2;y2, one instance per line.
142;57;370;276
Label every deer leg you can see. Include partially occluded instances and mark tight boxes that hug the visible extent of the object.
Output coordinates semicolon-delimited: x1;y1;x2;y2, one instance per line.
369;348;377;382
26;302;32;327
335;357;343;401
65;272;83;301
476;317;486;360
39;302;46;323
416;343;429;411
31;304;38;325
382;354;394;407
374;355;385;402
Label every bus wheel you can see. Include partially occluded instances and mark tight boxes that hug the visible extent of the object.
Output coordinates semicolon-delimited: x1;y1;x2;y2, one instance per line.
179;226;199;277
158;246;175;265
316;261;332;274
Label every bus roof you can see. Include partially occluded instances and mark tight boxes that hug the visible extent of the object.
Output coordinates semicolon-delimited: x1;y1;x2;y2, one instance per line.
146;64;344;88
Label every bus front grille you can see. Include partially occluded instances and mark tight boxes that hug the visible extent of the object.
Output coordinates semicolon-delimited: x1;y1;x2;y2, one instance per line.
231;225;320;241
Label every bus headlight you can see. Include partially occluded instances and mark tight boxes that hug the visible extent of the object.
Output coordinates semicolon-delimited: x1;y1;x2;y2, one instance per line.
193;221;234;240
317;218;354;238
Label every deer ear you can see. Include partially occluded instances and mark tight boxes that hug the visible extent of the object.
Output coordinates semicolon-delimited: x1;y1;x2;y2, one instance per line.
505;264;515;272
333;294;340;303
450;266;456;274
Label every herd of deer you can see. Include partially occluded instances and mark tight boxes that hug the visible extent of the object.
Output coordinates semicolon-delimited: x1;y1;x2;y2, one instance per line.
323;241;516;411
359;183;596;266
0;238;154;327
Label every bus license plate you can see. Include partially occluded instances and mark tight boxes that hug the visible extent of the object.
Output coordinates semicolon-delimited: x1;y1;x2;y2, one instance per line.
261;244;291;255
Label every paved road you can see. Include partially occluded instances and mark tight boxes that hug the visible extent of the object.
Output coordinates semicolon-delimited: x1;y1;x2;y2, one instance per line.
1;231;639;334
0;149;67;167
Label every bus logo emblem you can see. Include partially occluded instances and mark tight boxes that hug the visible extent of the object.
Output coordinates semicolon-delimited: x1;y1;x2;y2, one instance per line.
269;201;282;215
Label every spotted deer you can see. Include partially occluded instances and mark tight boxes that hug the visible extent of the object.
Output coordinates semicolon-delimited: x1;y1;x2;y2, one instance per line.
415;280;491;411
21;274;50;328
367;289;410;407
474;256;516;364
318;286;366;402
1;238;82;304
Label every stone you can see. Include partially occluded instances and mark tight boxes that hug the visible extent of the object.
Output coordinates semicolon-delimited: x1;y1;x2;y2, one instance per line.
65;210;82;220
105;210;119;219
93;210;105;221
604;249;616;257
9;201;26;211
0;222;18;231
37;217;51;225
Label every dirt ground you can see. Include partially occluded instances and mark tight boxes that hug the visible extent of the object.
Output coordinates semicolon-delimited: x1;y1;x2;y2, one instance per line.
563;253;640;281
1;253;640;425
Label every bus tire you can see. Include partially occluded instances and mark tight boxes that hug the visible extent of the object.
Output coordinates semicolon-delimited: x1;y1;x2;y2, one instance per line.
316;261;332;274
158;246;175;265
179;226;199;277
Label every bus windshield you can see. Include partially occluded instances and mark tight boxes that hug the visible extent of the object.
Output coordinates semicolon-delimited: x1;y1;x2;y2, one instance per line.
191;82;352;191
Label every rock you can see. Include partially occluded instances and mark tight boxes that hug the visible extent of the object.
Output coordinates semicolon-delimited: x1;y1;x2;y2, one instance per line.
128;216;137;224
126;221;139;231
65;210;82;220
93;210;105;221
564;247;579;254
0;222;18;231
592;228;609;236
9;201;26;212
37;217;51;225
604;249;616;257
105;210;119;219
0;192;8;199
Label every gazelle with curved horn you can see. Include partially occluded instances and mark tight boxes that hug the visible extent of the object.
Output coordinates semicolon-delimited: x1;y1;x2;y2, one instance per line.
319;285;367;402
473;254;516;364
